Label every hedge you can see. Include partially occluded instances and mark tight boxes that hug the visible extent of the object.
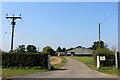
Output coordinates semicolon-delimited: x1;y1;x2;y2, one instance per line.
2;52;49;68
93;48;115;67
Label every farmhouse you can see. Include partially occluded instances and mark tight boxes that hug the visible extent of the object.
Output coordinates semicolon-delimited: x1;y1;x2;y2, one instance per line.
67;47;94;56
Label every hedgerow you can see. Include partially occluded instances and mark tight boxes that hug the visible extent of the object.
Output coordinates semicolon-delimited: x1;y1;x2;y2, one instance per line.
2;52;49;68
93;48;115;67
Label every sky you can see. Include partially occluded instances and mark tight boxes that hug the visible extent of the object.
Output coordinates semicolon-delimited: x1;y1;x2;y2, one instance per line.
2;2;118;51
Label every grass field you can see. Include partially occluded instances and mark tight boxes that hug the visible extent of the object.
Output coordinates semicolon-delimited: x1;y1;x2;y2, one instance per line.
71;56;96;70
71;56;120;76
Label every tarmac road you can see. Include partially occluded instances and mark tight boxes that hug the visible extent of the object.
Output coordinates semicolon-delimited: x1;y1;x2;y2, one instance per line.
14;57;118;79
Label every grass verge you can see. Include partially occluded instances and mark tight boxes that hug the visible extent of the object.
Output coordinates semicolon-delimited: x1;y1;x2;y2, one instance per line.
2;68;48;78
71;56;120;76
98;67;120;76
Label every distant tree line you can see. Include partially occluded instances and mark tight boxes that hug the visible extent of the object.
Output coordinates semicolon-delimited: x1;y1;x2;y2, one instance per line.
56;46;66;52
13;45;67;56
3;40;110;55
66;40;108;51
14;45;37;52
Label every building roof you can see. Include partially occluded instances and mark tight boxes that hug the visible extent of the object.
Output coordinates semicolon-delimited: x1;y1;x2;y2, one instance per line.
67;47;94;54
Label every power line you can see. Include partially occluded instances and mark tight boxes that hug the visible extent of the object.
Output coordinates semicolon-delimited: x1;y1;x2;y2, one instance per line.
20;19;37;44
3;19;11;38
21;19;33;35
100;4;119;24
101;9;118;24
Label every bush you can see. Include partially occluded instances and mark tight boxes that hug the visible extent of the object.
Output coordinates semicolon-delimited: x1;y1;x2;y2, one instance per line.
93;48;115;67
2;52;49;68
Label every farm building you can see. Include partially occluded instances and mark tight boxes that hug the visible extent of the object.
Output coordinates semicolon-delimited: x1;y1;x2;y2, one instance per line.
67;47;94;56
55;52;67;56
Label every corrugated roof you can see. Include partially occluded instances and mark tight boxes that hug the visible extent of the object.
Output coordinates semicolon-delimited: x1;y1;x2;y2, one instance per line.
67;47;94;54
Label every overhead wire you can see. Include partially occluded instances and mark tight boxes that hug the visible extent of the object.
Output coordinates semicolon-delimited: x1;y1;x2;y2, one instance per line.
16;24;29;44
100;4;119;24
98;4;119;48
21;19;32;34
18;19;37;45
3;19;11;39
15;23;28;42
20;19;42;50
101;10;118;24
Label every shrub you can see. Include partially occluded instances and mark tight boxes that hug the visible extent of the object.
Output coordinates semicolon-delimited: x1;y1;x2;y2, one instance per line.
2;52;49;68
93;48;115;67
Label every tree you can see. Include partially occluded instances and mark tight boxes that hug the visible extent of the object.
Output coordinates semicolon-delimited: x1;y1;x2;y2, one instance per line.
62;47;66;52
27;45;37;52
43;46;55;55
67;47;74;51
17;45;25;52
56;46;62;52
13;45;25;52
75;46;82;49
90;41;107;50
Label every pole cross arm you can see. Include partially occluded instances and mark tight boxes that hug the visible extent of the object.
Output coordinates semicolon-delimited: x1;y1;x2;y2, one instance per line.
6;16;22;20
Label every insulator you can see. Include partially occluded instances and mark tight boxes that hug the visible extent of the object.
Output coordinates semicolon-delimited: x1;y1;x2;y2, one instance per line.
6;14;8;16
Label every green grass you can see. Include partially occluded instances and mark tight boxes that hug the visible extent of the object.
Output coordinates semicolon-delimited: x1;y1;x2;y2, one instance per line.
98;67;120;75
52;56;67;69
71;56;96;70
71;56;120;76
99;69;120;75
2;68;48;78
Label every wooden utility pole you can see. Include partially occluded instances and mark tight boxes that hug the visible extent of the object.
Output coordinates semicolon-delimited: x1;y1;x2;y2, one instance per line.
98;23;101;48
6;14;22;52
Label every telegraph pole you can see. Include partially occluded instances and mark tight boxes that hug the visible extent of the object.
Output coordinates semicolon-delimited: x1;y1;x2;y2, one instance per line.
6;14;22;52
98;23;101;48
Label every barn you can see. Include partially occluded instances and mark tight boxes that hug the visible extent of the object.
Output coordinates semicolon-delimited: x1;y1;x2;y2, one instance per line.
67;47;94;56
